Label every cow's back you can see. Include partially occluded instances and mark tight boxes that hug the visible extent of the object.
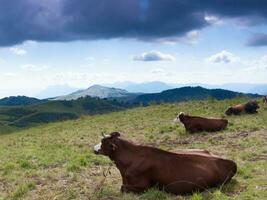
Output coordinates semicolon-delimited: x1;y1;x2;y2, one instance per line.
184;116;227;132
232;104;245;114
205;118;228;131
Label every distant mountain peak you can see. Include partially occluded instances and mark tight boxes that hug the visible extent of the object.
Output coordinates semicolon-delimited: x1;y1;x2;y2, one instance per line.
88;84;103;88
106;81;174;93
88;84;128;92
53;84;132;100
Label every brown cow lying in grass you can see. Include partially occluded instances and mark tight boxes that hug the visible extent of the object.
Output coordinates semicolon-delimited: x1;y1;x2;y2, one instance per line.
175;112;228;133
225;101;259;115
93;132;237;195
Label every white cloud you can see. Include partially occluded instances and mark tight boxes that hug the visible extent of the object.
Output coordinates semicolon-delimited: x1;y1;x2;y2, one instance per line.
21;64;47;72
204;14;223;25
9;47;27;56
184;30;199;44
133;51;175;61
206;50;240;64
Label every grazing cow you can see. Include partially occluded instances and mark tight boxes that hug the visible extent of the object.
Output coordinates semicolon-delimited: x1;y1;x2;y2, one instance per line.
93;132;237;195
175;113;228;133
225;101;259;115
263;96;267;104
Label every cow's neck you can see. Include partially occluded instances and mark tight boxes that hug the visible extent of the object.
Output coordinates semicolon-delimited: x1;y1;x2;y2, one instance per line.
109;139;136;168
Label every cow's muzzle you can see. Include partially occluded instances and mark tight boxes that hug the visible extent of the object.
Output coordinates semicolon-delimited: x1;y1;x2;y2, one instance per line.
93;143;102;155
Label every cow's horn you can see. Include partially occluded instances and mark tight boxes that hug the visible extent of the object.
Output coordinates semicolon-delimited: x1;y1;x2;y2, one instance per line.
101;132;109;138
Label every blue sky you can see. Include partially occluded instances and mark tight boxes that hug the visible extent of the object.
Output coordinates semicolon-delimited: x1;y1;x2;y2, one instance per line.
0;0;267;98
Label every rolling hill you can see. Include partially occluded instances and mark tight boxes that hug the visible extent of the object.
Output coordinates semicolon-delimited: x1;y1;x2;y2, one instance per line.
106;81;267;95
0;96;45;106
0;96;129;133
131;86;260;104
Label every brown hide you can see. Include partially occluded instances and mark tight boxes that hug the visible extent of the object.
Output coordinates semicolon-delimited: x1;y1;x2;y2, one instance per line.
225;104;244;115
225;101;259;115
94;132;237;195
178;113;228;133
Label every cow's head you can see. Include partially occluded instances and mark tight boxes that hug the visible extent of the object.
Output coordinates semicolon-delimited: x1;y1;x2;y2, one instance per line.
94;132;121;156
173;112;185;124
178;112;185;122
254;101;260;109
225;107;233;115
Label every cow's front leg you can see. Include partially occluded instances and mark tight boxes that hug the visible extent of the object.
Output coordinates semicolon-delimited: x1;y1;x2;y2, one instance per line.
121;160;151;193
120;175;128;192
121;177;151;193
122;174;151;193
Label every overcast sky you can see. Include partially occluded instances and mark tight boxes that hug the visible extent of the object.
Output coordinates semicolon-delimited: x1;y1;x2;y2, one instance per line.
0;0;267;98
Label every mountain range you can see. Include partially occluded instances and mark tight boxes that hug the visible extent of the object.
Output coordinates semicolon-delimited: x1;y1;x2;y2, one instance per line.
1;84;261;106
0;85;261;134
50;84;260;103
36;81;267;100
105;81;267;95
131;86;259;104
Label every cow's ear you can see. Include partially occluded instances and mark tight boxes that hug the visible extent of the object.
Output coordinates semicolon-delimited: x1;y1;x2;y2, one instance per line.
110;132;121;138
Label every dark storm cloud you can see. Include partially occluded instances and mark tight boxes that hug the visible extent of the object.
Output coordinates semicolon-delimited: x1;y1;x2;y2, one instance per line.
61;0;208;40
246;33;267;46
0;0;66;46
1;0;267;46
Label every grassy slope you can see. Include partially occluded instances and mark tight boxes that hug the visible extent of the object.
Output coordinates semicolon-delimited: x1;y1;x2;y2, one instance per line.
0;98;127;134
0;98;266;200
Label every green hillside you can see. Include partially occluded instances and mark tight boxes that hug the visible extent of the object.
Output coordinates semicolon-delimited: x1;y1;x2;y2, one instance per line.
0;96;129;134
0;96;45;106
132;86;260;104
0;98;266;200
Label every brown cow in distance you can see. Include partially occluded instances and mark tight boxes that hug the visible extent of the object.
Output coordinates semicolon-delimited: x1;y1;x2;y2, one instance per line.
93;132;237;195
225;101;259;115
175;112;228;133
